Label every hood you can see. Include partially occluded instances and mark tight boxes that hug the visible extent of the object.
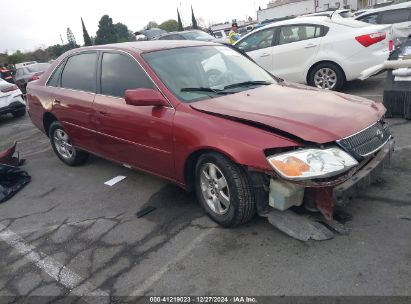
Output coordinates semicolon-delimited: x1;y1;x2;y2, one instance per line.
190;83;385;144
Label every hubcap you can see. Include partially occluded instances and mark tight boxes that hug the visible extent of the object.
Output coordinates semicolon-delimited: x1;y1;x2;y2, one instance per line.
200;163;230;215
314;68;337;90
53;129;74;159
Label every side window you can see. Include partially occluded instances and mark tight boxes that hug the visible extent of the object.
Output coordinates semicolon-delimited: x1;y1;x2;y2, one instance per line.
47;61;65;87
278;25;321;45
358;13;379;24
236;28;276;52
379;9;411;24
61;52;97;92
101;52;154;98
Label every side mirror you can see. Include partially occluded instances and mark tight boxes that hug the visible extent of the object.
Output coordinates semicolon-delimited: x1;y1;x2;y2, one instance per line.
125;88;169;107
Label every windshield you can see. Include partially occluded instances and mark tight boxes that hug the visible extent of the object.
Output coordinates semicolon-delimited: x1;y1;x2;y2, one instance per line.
182;31;214;41
143;45;275;102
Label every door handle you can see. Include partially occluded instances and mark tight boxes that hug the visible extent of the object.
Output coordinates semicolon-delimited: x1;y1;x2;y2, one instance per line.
53;99;61;105
98;110;108;116
260;53;270;57
305;44;318;48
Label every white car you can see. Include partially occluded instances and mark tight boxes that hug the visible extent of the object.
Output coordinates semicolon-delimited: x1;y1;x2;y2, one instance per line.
354;2;411;44
0;79;26;118
235;16;393;90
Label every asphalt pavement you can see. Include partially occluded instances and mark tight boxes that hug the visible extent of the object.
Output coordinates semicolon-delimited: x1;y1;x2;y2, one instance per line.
0;73;410;300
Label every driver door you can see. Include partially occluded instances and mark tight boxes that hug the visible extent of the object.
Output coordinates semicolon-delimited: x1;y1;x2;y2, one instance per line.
236;27;277;73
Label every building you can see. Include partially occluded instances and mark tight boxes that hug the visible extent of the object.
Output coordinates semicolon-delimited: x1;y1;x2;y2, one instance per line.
257;0;380;22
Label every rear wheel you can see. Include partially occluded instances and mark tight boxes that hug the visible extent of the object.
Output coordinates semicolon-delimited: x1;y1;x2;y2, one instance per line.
308;62;345;91
195;152;255;227
49;121;89;166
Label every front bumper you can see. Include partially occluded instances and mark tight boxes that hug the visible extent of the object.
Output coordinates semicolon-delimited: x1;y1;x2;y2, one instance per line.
333;139;393;206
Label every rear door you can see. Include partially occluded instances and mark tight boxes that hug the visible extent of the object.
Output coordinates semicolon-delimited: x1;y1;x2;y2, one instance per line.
51;52;98;152
236;27;277;73
271;24;324;82
94;51;175;178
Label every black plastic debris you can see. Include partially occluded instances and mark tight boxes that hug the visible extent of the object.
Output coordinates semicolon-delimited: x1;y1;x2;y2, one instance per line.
136;206;156;218
0;164;31;203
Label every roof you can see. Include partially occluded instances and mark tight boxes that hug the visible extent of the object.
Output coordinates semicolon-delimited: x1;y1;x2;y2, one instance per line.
72;40;218;54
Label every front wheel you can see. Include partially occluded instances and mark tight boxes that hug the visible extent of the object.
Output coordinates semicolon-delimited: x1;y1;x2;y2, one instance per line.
308;63;345;91
195;152;255;227
49;121;89;166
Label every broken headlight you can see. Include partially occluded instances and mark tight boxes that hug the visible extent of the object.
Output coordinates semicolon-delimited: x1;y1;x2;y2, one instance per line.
267;147;358;180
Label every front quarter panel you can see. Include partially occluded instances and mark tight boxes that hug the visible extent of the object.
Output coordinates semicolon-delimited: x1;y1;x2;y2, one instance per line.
173;104;301;184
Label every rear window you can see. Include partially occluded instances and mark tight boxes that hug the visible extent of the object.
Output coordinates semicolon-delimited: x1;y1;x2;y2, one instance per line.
379;9;411;24
61;52;97;93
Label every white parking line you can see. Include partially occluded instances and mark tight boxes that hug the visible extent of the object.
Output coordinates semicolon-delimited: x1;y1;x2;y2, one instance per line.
130;227;215;296
104;176;126;186
0;223;109;302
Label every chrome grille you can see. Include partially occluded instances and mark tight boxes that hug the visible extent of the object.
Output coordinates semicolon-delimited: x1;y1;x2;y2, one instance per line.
337;121;391;159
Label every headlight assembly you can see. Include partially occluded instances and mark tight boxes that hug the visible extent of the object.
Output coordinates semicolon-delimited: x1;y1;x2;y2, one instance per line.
267;147;358;180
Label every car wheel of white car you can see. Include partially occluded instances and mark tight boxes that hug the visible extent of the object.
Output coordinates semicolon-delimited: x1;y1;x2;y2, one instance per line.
308;63;345;91
195;152;256;227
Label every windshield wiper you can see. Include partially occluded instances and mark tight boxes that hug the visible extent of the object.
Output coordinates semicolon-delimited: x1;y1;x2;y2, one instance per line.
181;87;233;95
223;81;272;90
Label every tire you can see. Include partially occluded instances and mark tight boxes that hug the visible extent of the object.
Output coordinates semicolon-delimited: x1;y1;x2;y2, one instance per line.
49;121;89;166
308;62;345;91
12;109;26;118
194;152;255;227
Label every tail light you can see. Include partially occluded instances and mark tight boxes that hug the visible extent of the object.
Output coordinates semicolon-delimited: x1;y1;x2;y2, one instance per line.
1;85;19;93
389;39;394;52
30;74;40;81
355;32;386;47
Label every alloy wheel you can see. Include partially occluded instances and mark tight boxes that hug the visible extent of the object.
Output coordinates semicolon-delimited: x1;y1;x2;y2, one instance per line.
53;129;74;160
199;163;230;215
314;68;337;90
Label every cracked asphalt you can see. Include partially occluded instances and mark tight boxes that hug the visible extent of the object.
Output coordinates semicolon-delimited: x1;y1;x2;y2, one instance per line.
0;73;410;300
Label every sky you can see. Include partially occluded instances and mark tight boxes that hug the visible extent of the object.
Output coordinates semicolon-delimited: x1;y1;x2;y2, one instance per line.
0;0;269;53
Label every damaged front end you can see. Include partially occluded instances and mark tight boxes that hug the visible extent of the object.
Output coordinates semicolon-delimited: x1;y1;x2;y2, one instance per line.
251;121;394;240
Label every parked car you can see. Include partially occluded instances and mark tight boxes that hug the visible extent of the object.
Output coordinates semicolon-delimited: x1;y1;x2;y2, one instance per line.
235;16;393;90
155;30;229;43
302;9;355;18
27;41;392;227
14;63;51;94
354;2;411;44
14;61;38;69
134;28;168;41
0;78;25;118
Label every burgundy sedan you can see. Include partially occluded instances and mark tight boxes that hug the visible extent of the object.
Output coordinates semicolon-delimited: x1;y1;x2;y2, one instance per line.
27;41;392;227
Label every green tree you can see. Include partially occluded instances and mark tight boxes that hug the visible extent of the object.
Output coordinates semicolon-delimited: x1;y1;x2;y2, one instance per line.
7;51;25;64
177;9;184;31
191;6;198;29
114;22;130;42
145;21;158;30
81;17;93;46
159;19;179;32
95;15;117;45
